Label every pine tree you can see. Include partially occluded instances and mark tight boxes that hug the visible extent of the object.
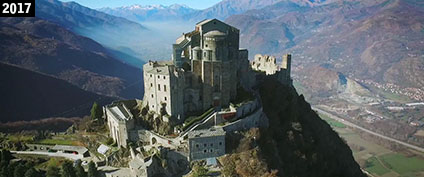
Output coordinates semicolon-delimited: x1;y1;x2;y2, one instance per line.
90;102;103;121
0;150;12;164
46;166;61;177
0;165;8;177
61;161;76;177
7;162;17;177
75;161;86;177
87;161;98;177
24;168;39;177
14;164;26;177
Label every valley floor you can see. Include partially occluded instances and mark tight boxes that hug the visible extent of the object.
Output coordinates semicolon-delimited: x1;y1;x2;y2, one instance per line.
317;110;424;177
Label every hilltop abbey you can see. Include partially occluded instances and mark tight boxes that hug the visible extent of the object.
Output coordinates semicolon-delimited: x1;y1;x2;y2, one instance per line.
142;19;291;123
103;19;292;176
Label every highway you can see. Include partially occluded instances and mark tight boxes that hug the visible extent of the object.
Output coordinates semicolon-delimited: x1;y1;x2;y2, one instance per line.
312;106;424;153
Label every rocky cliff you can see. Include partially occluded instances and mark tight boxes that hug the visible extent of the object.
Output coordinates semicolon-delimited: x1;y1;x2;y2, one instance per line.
220;75;365;177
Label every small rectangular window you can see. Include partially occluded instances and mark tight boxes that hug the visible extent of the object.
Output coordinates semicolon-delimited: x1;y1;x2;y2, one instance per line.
164;97;167;101
164;85;167;92
150;83;153;87
158;84;161;91
151;94;154;98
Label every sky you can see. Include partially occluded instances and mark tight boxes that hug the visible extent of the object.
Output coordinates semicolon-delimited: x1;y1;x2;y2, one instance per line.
60;0;223;9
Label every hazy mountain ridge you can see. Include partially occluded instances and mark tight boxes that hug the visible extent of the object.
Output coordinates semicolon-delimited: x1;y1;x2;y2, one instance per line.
36;0;148;66
0;62;115;122
99;0;327;23
99;4;198;22
226;0;424;91
36;0;145;31
0;17;143;99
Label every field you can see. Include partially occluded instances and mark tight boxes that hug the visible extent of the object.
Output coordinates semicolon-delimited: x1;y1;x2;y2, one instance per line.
6;134;34;142
318;113;347;128
35;134;83;146
414;130;424;137
36;138;79;146
366;157;390;175
379;154;424;175
330;125;424;177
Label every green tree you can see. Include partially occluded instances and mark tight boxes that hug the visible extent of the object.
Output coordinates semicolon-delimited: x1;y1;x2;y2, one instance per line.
0;165;8;177
90;102;103;121
61;161;76;177
1;150;12;164
14;164;26;177
0;161;7;171
24;168;39;177
75;161;86;177
87;161;98;177
105;138;114;145
46;165;61;177
192;165;208;177
7;162;17;177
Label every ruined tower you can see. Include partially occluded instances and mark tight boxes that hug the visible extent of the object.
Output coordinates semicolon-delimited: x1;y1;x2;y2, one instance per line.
281;54;292;84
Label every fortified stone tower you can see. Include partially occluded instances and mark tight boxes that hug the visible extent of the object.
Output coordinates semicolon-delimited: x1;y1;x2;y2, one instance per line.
172;19;240;111
143;19;249;121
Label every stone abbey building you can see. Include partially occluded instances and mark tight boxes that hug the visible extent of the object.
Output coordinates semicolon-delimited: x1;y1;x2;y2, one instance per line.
103;19;293;171
143;19;251;123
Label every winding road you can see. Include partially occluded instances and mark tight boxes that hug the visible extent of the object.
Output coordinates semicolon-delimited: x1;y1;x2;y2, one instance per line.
312;106;424;153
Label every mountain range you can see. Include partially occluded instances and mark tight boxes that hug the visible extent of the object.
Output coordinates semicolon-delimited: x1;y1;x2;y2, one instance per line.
36;0;147;66
0;16;144;121
226;0;424;91
99;4;197;22
99;0;293;22
2;0;423;121
0;17;143;98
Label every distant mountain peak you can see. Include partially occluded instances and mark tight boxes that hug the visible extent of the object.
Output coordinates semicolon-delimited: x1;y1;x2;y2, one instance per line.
98;3;198;22
105;3;194;11
169;4;191;9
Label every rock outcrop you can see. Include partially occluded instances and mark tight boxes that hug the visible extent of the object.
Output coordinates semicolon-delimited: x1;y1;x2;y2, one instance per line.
257;75;365;177
220;75;365;177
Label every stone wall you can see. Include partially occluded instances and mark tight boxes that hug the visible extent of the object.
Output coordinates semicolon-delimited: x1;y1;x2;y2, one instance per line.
234;100;259;118
129;129;181;148
223;107;269;132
